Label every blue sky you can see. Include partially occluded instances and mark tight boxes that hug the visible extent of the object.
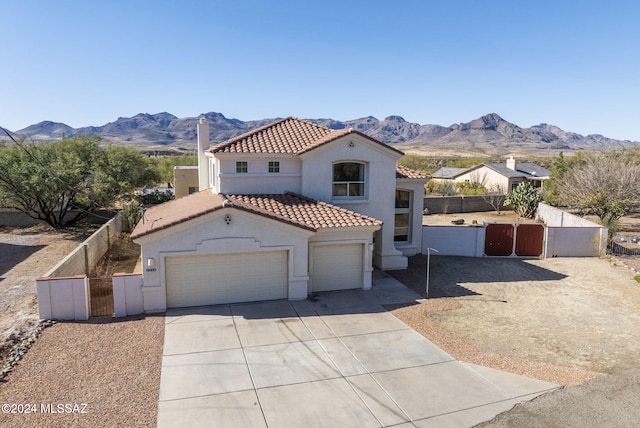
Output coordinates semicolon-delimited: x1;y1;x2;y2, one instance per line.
2;1;639;141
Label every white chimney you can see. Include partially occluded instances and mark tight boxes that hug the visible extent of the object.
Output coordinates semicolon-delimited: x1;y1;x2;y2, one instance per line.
506;156;517;171
197;117;210;191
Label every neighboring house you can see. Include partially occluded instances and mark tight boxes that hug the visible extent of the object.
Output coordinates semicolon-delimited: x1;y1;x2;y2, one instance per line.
172;166;199;199
433;157;550;192
131;117;428;311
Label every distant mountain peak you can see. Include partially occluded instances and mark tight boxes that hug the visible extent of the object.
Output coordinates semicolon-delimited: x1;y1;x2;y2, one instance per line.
383;115;407;122
5;111;639;156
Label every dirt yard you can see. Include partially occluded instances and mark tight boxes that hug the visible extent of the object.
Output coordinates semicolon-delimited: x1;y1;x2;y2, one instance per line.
388;255;640;386
423;210;539;226
0;225;97;367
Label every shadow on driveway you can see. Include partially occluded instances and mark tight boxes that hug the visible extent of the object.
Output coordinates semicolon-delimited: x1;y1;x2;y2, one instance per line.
389;255;568;299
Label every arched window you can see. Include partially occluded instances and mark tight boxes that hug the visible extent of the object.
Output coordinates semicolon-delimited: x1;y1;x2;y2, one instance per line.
332;162;365;197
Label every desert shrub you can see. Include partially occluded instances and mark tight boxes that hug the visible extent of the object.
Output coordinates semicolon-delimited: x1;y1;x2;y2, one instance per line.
135;189;174;205
504;182;542;218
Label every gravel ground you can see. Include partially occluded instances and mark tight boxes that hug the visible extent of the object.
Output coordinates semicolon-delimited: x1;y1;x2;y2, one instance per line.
386;255;640;386
477;367;640;428
0;225;95;368
0;314;164;428
387;254;640;427
387;300;602;387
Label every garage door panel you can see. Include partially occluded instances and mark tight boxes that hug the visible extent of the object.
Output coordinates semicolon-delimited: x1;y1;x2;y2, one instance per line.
312;244;363;292
165;251;287;308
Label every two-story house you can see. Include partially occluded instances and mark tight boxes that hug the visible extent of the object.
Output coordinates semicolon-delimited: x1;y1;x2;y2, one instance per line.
131;117;427;311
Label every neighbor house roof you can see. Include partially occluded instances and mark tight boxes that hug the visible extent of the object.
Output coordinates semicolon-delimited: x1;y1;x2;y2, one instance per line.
208;117;403;156
131;190;383;240
484;162;550;180
396;165;430;180
431;167;469;179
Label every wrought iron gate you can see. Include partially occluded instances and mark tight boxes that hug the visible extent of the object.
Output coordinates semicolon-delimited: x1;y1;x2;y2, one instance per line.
89;277;114;317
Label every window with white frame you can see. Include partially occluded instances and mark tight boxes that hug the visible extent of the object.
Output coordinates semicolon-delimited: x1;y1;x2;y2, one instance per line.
236;161;248;173
332;162;365;197
209;158;216;189
394;190;411;242
268;161;280;173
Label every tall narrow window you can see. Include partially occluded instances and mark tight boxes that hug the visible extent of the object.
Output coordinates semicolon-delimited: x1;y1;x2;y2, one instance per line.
394;190;411;242
268;161;280;173
236;161;248;173
209;158;216;189
332;162;365;197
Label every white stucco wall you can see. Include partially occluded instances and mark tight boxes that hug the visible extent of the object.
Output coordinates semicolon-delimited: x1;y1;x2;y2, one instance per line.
545;227;607;257
299;134;405;270
422;226;485;257
134;209;314;312
215;154;302;195
113;273;144;317
455;166;512;191
36;276;90;320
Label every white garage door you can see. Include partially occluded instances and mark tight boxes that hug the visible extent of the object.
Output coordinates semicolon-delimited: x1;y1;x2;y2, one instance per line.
312;244;363;292
165;251;287;308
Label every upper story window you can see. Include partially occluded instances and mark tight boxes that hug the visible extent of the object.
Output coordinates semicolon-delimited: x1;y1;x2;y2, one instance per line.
268;161;280;173
236;161;248;173
332;162;365;197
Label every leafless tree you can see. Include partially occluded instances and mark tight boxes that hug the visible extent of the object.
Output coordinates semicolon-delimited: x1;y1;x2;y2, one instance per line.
468;170;488;190
557;154;640;222
482;183;507;214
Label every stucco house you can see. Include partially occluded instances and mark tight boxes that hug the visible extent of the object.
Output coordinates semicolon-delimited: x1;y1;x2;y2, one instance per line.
131;117;428;311
432;157;550;192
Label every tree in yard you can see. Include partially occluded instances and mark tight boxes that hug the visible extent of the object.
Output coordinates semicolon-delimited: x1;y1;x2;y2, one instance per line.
153;155;198;187
0;135;159;228
483;183;507;214
556;152;640;223
542;151;568;205
468;170;488;190
504;182;542;218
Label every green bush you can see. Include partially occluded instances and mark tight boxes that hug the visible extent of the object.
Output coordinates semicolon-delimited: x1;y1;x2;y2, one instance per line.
455;182;485;195
504;182;542;218
135;189;174;205
122;201;142;232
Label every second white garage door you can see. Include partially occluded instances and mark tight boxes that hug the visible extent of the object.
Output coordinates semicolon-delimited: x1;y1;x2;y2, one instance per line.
165;251;287;308
312;243;363;292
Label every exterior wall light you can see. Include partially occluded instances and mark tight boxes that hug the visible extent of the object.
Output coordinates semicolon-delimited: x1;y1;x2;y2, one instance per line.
147;258;155;267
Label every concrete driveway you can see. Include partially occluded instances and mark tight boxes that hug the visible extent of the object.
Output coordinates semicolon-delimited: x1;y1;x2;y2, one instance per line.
158;272;559;427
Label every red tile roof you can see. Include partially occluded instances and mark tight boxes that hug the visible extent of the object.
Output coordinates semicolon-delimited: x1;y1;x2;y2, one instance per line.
131;190;382;240
208;117;403;156
396;165;430;180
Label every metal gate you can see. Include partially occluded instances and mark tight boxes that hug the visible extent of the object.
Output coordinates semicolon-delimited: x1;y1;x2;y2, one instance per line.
485;224;514;256
89;277;114;317
485;223;545;257
515;224;545;257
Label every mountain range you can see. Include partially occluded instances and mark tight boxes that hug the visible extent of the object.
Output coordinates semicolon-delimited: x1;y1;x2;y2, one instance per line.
4;112;639;157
